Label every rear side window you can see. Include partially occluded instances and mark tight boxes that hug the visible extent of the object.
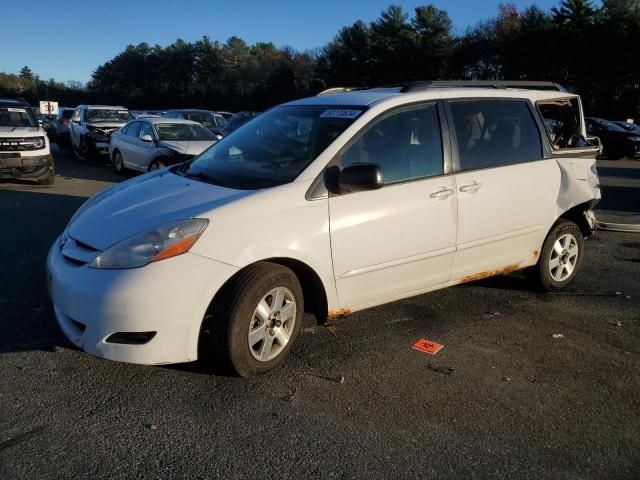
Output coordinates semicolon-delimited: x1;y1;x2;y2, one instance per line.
537;98;582;149
449;100;542;171
341;103;444;183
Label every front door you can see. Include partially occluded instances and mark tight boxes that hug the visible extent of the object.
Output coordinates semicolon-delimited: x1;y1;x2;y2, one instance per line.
329;102;458;310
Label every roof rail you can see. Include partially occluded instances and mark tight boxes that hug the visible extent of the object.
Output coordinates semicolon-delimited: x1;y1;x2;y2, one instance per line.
317;87;362;96
400;80;566;93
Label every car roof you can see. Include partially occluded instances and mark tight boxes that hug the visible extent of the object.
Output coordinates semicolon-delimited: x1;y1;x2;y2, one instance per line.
0;99;30;107
166;109;214;114
81;105;128;109
138;117;201;125
284;87;578;108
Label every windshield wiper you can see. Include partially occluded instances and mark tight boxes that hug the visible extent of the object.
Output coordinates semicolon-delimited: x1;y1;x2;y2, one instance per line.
183;169;220;185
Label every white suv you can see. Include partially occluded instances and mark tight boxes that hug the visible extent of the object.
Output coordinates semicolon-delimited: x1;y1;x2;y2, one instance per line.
69;105;132;161
0;98;54;185
47;81;600;376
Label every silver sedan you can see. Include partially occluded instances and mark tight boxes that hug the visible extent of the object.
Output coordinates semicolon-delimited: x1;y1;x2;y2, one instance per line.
109;117;217;173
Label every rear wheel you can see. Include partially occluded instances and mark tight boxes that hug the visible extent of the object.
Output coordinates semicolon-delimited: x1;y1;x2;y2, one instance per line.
526;220;584;291
208;262;304;377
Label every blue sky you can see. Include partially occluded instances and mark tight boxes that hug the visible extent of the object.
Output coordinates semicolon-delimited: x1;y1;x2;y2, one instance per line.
2;0;562;84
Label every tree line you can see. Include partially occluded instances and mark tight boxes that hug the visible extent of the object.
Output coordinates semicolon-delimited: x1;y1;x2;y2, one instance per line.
1;0;639;120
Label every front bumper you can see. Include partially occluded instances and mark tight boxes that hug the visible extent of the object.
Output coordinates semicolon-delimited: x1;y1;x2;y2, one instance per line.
47;239;238;365
0;153;52;180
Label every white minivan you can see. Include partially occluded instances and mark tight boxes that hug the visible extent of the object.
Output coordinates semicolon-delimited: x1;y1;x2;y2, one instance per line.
47;81;601;376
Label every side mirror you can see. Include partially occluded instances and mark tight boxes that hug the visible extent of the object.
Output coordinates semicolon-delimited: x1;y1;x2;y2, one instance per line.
337;163;384;193
141;134;153;142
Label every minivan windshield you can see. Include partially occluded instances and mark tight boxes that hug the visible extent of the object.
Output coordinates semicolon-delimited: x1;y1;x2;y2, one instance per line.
0;107;37;127
86;109;132;122
156;123;216;141
181;105;365;189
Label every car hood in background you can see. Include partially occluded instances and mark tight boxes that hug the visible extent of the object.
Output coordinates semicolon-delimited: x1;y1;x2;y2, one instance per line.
86;122;127;129
159;140;215;156
0;126;42;136
68;170;253;250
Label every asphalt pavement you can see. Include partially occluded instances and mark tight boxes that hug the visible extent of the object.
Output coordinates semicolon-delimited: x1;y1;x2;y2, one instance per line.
0;146;639;479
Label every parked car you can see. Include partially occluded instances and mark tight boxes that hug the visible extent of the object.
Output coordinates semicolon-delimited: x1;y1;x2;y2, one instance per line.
0;98;54;184
50;107;75;147
585;117;640;159
109;117;217;173
163;109;227;139
221;111;259;136
69;105;132;161
613;120;640;135
47;81;600;376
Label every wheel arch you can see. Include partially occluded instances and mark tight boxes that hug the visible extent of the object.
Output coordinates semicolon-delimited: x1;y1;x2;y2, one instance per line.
196;257;330;361
205;257;328;323
557;200;597;238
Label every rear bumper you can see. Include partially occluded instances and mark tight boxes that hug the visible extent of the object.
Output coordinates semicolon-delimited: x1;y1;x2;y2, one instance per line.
0;153;52;180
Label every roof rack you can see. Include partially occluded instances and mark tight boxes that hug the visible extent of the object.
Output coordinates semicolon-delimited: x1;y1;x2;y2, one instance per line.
400;80;566;93
317;87;362;96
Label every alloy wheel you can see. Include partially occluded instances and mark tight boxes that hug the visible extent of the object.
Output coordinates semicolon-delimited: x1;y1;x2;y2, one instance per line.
247;287;297;362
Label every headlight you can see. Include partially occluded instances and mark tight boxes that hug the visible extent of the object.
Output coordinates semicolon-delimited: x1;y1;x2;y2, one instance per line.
629;136;640;143
32;137;45;149
90;218;208;269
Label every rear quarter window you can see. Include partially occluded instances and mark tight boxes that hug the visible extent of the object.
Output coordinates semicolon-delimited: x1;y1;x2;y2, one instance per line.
449;100;542;171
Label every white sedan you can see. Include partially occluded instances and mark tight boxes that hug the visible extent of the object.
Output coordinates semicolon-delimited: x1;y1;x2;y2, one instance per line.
109;117;217;173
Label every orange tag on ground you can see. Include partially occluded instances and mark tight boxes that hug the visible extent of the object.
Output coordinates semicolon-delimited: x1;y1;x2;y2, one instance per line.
412;338;443;355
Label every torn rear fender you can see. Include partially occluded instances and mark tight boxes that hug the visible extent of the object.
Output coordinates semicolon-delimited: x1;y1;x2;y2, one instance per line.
554;157;601;218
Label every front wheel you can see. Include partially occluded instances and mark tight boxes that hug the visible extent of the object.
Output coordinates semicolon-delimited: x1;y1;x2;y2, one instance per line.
209;262;304;377
113;151;125;174
526;220;584;291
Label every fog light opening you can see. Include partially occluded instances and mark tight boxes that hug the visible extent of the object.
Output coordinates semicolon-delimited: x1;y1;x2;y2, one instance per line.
105;331;157;345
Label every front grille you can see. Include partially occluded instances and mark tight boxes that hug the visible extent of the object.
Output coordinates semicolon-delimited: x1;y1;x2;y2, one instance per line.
0;137;45;151
60;236;101;266
89;128;118;142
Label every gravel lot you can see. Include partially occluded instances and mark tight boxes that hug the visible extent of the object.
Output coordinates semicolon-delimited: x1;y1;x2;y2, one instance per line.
1;146;639;479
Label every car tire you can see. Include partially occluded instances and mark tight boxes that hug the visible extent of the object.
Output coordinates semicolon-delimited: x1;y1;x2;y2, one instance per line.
113;150;125;174
148;159;166;172
208;262;304;377
71;138;87;161
37;167;55;185
526;220;584;291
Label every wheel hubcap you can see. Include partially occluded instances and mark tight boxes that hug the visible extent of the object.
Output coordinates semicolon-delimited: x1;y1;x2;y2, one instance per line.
248;287;296;362
549;233;579;282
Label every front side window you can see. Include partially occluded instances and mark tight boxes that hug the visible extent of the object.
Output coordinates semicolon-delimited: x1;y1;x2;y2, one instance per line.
450;100;542;171
86;109;132;122
126;122;141;137
0;107;37;127
139;122;154;139
340;103;444;183
181;105;365;189
155;123;216;141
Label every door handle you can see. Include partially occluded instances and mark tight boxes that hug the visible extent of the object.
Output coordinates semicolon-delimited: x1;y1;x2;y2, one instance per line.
459;181;483;193
429;188;454;199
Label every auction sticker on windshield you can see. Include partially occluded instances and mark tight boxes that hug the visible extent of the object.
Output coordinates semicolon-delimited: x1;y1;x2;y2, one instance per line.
320;109;362;119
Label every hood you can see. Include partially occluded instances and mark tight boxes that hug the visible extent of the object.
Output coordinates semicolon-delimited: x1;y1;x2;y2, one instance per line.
0;126;41;136
86;122;127;129
68;170;254;250
159;140;215;156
